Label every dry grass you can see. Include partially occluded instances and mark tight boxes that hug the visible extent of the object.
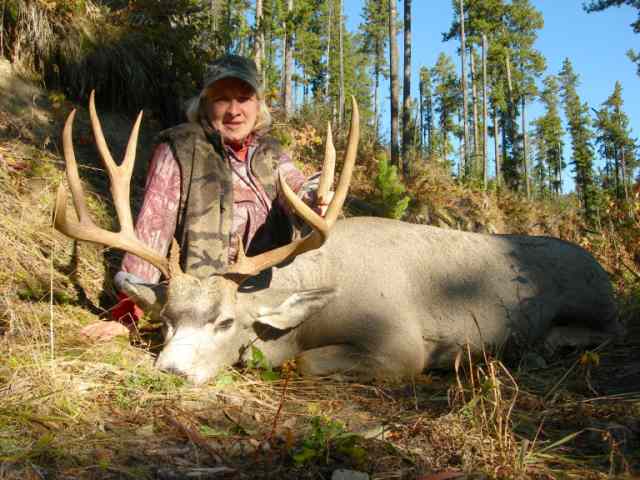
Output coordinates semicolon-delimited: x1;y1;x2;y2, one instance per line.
1;66;640;480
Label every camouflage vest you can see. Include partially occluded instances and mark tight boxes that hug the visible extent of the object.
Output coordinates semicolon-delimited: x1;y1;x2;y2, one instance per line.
157;124;290;279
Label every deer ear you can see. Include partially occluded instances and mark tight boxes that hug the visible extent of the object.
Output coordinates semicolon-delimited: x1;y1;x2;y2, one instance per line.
250;288;336;330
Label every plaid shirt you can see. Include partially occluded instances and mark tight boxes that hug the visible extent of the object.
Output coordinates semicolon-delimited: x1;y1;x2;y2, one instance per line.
122;139;312;283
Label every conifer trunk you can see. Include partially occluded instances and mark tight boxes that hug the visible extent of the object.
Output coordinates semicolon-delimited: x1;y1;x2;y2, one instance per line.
254;0;265;89
458;108;465;178
427;93;433;158
558;143;563;194
374;49;380;141
266;3;274;102
325;0;332;101
283;0;294;119
621;147;629;202
389;0;401;168
470;48;480;171
493;106;501;187
614;145;621;199
522;95;530;199
226;0;232;53
210;0;219;51
459;0;470;176
0;0;5;56
401;0;412;177
419;77;424;161
338;0;345;128
482;35;489;189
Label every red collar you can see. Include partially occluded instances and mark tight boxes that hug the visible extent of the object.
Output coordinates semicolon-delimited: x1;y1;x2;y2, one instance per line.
225;134;255;162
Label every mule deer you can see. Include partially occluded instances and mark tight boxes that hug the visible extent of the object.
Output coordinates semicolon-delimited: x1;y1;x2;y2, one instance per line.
54;92;619;384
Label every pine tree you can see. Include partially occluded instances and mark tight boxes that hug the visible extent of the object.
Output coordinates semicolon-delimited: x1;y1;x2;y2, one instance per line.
559;58;597;222
325;19;374;132
401;0;413;177
419;66;435;160
532;75;565;196
432;53;459;166
254;0;265;88
263;0;286;103
594;81;637;202
470;47;481;169
325;0;332;100
324;0;357;125
501;0;545;193
282;0;294;118
459;0;471;176
292;0;326;104
337;0;345;127
481;34;489;187
360;0;389;142
221;0;252;54
389;0;401;168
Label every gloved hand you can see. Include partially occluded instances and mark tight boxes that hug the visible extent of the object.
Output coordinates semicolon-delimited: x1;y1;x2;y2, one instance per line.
112;271;146;323
110;292;144;324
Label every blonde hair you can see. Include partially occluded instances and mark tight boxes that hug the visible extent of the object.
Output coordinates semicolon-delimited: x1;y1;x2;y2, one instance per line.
185;85;272;135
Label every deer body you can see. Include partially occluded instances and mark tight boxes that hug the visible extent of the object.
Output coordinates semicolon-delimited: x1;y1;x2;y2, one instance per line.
56;94;618;384
149;216;617;382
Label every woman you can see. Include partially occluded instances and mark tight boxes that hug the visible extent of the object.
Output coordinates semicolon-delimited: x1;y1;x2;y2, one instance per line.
84;55;328;340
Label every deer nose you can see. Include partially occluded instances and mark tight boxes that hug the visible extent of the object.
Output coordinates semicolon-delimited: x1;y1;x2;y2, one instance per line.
155;354;189;377
157;363;185;377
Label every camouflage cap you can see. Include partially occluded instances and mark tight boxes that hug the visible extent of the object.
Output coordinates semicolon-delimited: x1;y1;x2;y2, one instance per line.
203;55;261;94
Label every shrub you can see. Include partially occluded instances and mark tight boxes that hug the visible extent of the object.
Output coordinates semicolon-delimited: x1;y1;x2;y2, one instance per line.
374;152;410;219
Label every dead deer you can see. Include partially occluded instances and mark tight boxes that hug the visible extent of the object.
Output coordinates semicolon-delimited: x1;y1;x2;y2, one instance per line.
55;92;620;384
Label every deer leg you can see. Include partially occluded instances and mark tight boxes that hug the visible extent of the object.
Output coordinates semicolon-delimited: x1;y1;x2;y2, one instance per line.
543;325;619;354
296;344;422;381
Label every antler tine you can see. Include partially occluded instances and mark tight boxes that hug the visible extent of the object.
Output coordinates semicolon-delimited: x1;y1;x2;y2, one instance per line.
324;96;359;226
169;238;185;277
225;98;359;279
89;90;138;236
316;121;336;205
60;109;91;222
54;94;170;278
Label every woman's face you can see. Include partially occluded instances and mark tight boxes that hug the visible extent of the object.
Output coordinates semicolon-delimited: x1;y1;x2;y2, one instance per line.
205;78;259;146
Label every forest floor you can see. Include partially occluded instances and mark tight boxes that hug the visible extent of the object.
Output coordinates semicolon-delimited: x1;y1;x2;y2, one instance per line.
1;59;639;479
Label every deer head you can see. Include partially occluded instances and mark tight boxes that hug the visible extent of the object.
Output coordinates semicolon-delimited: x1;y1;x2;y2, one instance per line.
54;91;359;383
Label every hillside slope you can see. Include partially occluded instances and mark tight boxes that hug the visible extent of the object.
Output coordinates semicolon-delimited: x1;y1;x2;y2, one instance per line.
1;59;639;479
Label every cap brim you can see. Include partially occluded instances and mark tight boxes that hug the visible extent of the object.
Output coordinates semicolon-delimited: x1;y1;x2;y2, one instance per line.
203;74;260;94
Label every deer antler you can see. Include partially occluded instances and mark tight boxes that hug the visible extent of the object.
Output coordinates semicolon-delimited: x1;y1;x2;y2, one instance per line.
53;91;170;278
226;96;359;279
316;121;336;205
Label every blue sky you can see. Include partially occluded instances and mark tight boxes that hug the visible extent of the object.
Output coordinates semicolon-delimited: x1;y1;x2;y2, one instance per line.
341;1;639;190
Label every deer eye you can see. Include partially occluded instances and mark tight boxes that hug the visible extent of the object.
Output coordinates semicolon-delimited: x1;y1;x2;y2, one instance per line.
214;317;234;333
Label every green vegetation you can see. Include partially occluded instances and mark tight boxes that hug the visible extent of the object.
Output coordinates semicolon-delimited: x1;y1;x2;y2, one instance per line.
291;410;366;467
374;153;411;219
247;346;281;381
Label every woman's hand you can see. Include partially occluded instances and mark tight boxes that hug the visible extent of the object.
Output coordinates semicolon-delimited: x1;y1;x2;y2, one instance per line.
81;321;130;341
81;291;143;341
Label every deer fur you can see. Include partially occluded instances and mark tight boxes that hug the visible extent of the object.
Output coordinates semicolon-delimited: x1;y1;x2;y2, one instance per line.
122;216;619;384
